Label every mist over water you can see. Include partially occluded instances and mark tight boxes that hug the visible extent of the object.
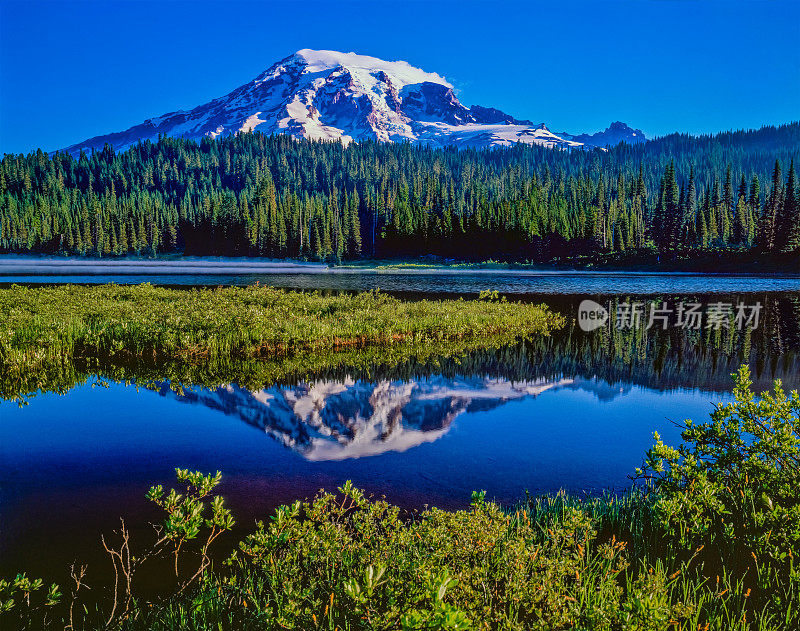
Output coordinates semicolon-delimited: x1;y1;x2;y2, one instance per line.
3;256;800;293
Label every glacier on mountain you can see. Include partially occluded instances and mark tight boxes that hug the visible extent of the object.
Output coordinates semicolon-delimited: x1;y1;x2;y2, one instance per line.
61;49;646;155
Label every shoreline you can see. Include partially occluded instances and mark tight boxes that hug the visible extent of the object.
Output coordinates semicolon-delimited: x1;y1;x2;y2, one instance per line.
2;255;800;278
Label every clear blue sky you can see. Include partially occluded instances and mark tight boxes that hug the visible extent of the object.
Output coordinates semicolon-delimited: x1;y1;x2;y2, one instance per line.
1;0;798;154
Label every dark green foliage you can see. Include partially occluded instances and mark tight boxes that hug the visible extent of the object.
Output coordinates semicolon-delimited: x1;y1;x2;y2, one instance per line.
639;366;800;624
0;123;797;261
782;160;799;252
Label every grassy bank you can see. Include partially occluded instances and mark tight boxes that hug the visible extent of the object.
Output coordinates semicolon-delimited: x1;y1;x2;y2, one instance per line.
2;367;798;630
336;249;800;273
3;292;798;402
0;284;561;399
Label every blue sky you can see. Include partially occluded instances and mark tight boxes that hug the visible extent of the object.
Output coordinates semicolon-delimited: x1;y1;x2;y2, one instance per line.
1;0;798;154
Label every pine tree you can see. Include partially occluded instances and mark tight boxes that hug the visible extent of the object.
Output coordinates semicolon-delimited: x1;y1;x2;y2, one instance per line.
723;164;734;231
782;160;799;252
696;191;709;248
761;160;782;252
654;162;680;253
685;165;697;246
118;220;129;254
0;128;795;262
348;190;362;257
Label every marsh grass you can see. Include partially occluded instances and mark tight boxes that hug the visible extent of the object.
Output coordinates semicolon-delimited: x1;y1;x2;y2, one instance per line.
0;284;561;400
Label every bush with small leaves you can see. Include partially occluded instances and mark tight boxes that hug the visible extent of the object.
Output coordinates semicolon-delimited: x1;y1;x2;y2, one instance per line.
0;573;61;629
638;365;800;624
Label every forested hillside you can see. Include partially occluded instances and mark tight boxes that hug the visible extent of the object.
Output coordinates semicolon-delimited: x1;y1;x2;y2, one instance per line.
1;122;798;262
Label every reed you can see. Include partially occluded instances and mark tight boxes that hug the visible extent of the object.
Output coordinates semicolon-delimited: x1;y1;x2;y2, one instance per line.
0;284;562;399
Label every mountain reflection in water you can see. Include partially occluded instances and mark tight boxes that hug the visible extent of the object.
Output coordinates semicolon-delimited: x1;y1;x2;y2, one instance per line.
159;376;630;461
8;290;800;588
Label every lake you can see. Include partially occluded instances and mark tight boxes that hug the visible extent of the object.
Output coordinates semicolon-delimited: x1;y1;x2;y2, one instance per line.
2;264;800;587
3;256;800;293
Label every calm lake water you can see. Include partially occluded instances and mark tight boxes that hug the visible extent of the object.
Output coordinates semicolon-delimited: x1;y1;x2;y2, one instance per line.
3;263;800;586
3;256;800;294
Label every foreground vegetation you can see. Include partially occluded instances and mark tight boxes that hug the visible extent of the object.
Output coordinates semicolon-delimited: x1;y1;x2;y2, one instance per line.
0;284;561;400
2;367;798;629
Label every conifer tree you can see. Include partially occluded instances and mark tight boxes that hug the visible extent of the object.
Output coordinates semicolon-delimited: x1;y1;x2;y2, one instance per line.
685;165;697;245
782;160;799;252
761;160;782;252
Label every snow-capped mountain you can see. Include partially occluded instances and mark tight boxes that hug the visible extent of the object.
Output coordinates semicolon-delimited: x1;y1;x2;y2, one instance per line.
61;49;646;155
158;375;631;461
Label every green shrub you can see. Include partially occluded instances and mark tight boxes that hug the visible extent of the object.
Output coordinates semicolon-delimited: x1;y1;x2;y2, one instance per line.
639;365;800;618
117;482;687;630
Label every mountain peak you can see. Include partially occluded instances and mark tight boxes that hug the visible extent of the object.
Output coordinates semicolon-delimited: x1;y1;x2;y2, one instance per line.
561;121;647;148
58;49;644;155
291;49;452;88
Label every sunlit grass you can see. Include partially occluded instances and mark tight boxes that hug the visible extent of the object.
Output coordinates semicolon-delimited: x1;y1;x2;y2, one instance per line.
0;284;562;400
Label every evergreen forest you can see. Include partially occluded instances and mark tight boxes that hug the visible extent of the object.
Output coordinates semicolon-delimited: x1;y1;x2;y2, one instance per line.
1;122;798;263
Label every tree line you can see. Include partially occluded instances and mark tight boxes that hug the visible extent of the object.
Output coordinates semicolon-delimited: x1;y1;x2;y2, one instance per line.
0;122;797;261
